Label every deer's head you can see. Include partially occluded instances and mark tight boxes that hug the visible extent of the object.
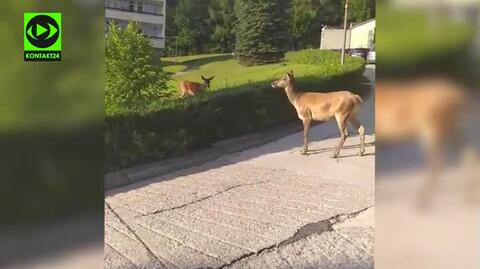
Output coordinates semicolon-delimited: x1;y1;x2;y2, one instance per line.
271;71;295;89
201;76;215;90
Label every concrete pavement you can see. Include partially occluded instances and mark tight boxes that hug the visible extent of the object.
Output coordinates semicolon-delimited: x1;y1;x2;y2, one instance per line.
105;66;375;269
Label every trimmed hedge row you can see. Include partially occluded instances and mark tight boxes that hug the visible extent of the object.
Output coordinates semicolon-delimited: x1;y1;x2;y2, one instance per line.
106;51;366;171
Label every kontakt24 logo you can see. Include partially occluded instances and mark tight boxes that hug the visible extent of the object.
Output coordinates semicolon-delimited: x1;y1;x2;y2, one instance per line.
24;13;62;62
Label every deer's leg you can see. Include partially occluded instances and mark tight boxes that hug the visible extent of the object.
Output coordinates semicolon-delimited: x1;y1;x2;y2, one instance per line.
333;113;349;158
417;129;443;208
348;116;366;156
301;119;311;155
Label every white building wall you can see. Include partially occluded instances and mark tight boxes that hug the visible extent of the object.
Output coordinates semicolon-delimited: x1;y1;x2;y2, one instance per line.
320;28;351;50
320;19;375;50
350;20;375;49
105;0;166;49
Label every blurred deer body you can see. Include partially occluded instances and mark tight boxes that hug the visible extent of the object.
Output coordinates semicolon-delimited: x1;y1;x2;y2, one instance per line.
271;71;365;157
180;76;214;97
376;79;465;144
376;78;467;205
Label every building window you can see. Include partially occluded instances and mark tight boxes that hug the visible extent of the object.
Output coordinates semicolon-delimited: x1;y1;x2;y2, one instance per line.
138;2;143;12
128;0;134;11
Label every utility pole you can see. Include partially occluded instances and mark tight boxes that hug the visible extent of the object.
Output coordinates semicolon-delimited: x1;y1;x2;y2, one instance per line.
341;0;349;65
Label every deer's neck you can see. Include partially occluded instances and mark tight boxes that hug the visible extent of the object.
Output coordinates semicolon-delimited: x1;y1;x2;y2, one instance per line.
284;85;299;105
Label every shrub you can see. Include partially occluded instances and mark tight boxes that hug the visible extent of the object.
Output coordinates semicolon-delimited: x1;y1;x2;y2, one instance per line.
285;49;363;65
105;22;171;114
105;50;366;171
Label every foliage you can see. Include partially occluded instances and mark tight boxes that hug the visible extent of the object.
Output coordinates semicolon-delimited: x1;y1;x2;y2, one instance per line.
172;0;213;55
234;0;290;65
0;1;104;226
289;0;319;50
288;0;346;50
208;0;237;53
163;0;180;56
163;0;374;56
376;5;473;78
348;0;375;23
105;22;171;114
285;49;364;66
106;50;366;171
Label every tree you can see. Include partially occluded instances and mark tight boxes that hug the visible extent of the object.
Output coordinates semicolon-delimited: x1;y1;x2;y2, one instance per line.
288;0;344;50
208;0;236;52
174;0;212;55
234;0;290;65
289;0;318;50
105;22;170;113
349;0;375;23
164;0;180;56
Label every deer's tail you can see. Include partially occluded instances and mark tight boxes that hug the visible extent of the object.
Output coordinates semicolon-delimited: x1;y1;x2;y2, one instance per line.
352;94;364;116
354;94;364;104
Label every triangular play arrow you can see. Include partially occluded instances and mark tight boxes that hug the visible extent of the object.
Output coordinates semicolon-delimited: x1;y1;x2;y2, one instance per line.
36;24;48;36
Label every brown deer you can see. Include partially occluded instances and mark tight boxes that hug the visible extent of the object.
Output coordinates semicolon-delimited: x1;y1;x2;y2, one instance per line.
376;78;470;205
180;76;214;97
271;71;365;157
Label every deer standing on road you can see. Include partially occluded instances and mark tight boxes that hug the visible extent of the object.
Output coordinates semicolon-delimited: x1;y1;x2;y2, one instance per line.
180;76;214;97
271;71;365;157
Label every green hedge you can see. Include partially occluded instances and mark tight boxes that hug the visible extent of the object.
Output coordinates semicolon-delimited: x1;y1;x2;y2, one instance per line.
376;5;474;79
105;50;366;171
285;50;348;65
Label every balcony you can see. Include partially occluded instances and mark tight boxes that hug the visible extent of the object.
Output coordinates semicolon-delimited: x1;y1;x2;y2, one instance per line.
106;1;164;25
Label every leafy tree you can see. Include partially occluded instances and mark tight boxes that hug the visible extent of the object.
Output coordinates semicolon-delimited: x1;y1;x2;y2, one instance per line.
164;0;180;56
288;0;343;49
349;0;375;23
105;22;170;113
289;0;318;50
234;0;290;65
208;0;236;52
174;0;212;55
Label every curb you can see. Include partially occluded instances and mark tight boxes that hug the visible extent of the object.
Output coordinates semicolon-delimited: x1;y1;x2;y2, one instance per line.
105;121;304;190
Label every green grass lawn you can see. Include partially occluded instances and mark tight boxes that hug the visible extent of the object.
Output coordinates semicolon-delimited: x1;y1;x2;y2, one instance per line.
163;52;363;98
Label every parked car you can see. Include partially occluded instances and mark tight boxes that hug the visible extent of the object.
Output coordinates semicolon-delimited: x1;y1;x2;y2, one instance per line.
348;48;369;60
366;48;375;64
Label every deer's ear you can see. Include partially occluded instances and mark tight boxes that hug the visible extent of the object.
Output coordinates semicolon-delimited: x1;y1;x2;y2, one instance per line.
209;76;215;80
201;76;206;80
289;70;294;77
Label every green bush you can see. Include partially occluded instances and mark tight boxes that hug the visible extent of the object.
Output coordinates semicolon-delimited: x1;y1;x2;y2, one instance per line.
105;22;171;114
105;50;366;171
285;49;363;65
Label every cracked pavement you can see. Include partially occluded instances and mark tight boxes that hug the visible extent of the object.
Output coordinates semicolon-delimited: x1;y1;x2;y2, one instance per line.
104;67;375;269
105;134;374;269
